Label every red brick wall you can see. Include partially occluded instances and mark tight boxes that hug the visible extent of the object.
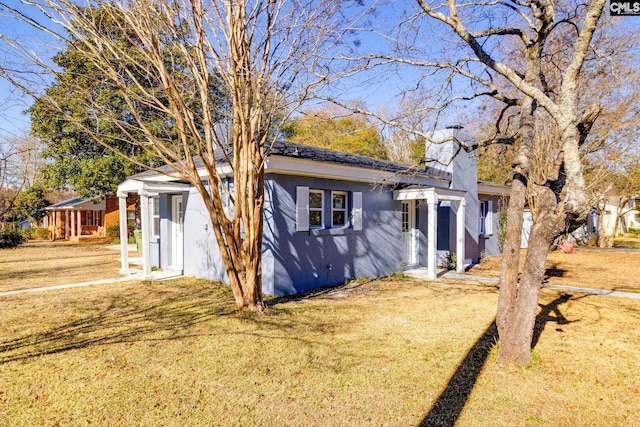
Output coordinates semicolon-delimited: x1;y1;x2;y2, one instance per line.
104;194;137;230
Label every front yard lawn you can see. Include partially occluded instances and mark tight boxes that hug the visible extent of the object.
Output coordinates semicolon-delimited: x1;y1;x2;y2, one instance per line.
0;242;134;293
1;271;639;426
470;247;640;294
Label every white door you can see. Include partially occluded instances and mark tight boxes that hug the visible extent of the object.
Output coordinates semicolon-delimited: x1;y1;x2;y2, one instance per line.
172;196;184;267
402;201;417;265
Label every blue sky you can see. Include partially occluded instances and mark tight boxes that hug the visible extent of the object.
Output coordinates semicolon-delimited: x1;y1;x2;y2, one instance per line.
1;1;639;140
0;0;64;138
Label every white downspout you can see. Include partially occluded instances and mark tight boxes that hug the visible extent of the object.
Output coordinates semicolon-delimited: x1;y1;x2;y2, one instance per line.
456;199;466;273
427;194;438;280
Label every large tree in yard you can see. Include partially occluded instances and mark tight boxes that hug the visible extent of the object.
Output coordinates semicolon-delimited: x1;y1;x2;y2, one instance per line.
472;21;640;246
0;0;361;311
410;0;608;365
335;0;609;365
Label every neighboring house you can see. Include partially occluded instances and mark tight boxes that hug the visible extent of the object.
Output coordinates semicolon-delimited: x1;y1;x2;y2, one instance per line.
599;196;640;236
116;130;508;296
44;194;136;241
519;195;640;249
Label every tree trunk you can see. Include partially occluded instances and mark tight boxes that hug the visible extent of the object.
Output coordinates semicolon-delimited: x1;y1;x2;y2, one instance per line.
242;261;264;312
196;176;266;313
597;234;614;248
598;200;624;248
496;174;527;333
498;185;561;365
496;95;536;336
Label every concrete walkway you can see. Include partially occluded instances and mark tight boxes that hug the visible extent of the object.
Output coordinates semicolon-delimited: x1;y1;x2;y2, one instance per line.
0;270;182;298
431;270;640;300
3;263;638;300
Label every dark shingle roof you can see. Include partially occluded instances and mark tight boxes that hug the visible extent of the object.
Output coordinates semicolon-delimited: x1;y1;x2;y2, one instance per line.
127;140;451;181
269;140;450;179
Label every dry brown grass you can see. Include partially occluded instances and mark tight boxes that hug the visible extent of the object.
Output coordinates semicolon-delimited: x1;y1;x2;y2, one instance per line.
1;270;639;426
614;234;640;249
470;247;640;293
0;242;135;292
1;243;639;425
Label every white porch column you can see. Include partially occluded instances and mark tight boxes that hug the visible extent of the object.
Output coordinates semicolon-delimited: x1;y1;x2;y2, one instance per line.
70;210;76;237
77;211;81;236
118;195;130;275
427;194;438;280
139;191;152;279
455;200;466;273
64;210;69;239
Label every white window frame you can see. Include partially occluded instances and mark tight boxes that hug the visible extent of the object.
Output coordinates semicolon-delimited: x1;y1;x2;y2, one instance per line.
296;187;363;232
92;210;102;226
479;200;493;236
85;210;102;226
309;189;324;229
151;197;160;238
331;191;348;228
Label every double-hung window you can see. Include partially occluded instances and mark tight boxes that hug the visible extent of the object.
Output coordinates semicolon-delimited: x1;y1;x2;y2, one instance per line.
479;200;493;236
309;190;324;228
86;210;102;226
151;197;160;238
296;186;363;232
331;191;347;227
127;209;136;223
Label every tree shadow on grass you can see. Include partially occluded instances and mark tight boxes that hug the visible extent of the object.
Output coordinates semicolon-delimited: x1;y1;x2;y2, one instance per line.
532;292;581;348
0;285;238;364
419;321;498;427
419;293;578;426
545;263;566;279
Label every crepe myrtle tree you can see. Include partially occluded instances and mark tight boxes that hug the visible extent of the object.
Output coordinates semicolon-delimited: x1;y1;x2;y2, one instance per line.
0;0;369;311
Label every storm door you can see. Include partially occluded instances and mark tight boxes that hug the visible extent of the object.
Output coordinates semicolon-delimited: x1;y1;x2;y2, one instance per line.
402;201;417;265
172;195;184;267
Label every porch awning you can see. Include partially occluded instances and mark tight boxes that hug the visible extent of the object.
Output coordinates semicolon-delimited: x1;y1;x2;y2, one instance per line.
393;186;466;203
116;178;191;280
393;186;467;280
117;178;190;197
